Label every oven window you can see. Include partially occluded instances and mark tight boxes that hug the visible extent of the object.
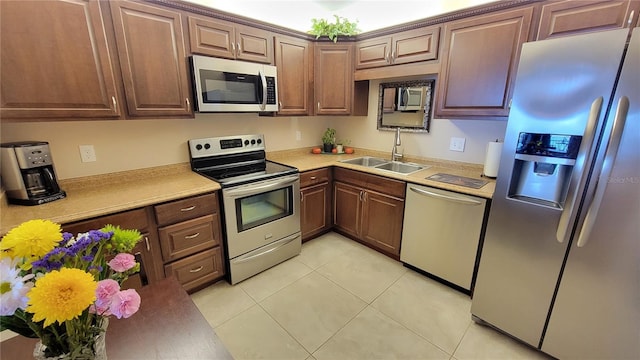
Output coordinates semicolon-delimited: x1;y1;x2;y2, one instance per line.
235;186;293;232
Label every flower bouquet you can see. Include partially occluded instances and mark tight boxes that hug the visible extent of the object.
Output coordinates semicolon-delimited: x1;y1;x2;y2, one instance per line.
0;219;143;359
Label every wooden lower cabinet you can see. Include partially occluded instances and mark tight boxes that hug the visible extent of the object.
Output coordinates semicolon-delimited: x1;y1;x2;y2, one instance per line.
333;168;406;257
62;207;164;291
154;192;225;292
300;168;332;241
163;247;224;292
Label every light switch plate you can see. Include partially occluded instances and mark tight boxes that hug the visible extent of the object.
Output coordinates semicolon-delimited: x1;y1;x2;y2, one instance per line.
450;137;466;152
79;145;97;162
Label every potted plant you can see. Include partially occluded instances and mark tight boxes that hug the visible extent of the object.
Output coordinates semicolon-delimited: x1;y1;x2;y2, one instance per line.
308;15;360;43
321;128;336;153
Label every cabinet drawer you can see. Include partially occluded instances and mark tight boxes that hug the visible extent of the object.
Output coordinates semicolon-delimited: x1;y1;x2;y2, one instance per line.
164;247;224;292
154;193;218;226
158;214;220;262
64;208;149;233
334;167;406;199
300;168;330;188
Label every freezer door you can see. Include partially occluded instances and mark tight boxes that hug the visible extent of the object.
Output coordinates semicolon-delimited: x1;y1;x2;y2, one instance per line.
541;28;640;359
471;29;629;348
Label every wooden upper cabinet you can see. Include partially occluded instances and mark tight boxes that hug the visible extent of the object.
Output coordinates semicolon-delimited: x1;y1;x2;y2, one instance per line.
0;0;120;120
275;35;313;116
435;6;534;118
110;1;192;117
536;0;639;40
355;26;440;69
314;44;354;115
188;16;274;64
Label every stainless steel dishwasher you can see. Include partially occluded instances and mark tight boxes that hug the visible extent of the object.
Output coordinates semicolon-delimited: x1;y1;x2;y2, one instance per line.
400;183;487;293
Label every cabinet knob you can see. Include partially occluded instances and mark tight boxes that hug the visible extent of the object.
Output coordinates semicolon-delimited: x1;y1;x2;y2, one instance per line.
300;191;304;202
186;98;190;109
231;42;235;55
237;42;241;53
111;96;117;109
317;102;320;111
144;236;150;252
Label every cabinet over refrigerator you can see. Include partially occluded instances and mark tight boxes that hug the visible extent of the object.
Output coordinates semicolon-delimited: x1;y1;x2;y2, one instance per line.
471;28;639;359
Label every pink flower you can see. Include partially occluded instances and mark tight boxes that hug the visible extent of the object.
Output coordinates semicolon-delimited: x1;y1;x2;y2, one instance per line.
90;279;120;315
109;289;140;319
108;253;136;273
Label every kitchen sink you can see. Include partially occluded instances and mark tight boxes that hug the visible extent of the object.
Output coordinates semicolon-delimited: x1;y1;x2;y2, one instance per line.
340;156;389;167
374;161;427;175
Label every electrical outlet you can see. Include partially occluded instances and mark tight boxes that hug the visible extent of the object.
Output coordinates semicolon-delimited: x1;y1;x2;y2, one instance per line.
79;145;97;162
450;137;466;152
295;131;301;141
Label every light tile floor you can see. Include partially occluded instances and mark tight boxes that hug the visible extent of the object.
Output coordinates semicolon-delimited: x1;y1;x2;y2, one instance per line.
191;232;554;360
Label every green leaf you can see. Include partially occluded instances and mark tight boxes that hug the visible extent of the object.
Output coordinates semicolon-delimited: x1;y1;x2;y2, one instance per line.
308;15;360;42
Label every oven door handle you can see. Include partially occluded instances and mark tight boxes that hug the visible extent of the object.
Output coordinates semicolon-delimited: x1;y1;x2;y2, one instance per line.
233;233;301;264
224;175;299;198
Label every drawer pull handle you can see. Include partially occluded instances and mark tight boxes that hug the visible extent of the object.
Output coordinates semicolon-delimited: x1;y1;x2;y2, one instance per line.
180;205;196;212
144;236;150;252
184;232;200;239
189;266;204;273
310;176;317;180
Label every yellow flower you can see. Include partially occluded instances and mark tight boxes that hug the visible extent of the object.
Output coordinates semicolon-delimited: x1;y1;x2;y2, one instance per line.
0;220;62;268
26;268;97;327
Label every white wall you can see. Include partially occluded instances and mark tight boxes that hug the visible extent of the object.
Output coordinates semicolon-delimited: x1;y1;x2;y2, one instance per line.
0;114;327;179
1;81;508;179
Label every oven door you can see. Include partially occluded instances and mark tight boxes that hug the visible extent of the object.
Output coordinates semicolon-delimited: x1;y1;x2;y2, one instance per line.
222;174;300;258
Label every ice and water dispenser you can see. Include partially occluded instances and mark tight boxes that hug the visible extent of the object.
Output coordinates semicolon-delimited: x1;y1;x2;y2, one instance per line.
508;132;582;209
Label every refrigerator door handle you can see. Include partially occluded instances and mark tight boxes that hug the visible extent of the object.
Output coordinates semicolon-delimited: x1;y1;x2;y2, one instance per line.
575;96;629;247
556;97;604;243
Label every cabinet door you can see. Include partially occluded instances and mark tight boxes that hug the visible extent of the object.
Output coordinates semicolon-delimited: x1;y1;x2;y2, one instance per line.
301;183;331;241
188;16;235;59
391;26;440;65
0;0;120;120
275;36;313;116
110;1;192;117
62;208;164;289
355;36;392;69
333;181;362;238
435;7;534;118
314;44;353;115
360;190;404;256
235;25;274;64
536;0;639;40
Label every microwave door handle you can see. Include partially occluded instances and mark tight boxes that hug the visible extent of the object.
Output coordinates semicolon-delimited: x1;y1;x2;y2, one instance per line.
258;70;267;111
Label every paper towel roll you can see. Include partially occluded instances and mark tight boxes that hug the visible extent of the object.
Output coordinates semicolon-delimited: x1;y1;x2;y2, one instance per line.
483;141;503;178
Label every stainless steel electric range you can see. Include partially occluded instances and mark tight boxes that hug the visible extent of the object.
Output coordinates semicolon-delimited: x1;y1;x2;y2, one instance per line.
188;134;301;284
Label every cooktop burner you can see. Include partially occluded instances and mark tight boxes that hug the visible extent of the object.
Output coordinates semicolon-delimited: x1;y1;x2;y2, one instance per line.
188;134;298;188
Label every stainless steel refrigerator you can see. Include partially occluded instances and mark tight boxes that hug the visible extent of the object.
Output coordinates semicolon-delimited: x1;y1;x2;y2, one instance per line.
471;27;639;359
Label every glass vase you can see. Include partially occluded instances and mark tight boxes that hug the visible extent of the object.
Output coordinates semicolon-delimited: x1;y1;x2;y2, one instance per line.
33;318;108;360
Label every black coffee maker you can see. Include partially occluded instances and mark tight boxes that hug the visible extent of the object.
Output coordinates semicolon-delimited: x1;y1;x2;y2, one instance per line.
0;141;66;205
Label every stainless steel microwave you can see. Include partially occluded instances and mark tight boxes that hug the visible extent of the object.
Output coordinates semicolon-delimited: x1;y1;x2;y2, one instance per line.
190;55;278;112
397;86;423;111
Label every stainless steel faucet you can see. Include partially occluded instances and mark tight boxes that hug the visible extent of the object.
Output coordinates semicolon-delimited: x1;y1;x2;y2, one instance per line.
392;127;403;162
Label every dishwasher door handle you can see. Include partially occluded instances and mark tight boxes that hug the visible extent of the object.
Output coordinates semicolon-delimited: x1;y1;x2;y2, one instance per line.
409;186;482;205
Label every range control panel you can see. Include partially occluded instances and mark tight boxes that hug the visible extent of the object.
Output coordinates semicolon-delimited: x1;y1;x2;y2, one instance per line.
188;134;265;158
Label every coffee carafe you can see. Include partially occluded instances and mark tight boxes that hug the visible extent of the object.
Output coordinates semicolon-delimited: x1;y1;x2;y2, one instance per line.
1;141;66;205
